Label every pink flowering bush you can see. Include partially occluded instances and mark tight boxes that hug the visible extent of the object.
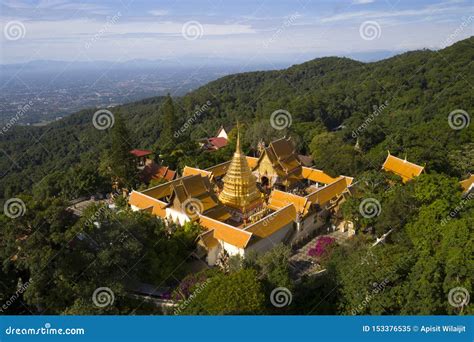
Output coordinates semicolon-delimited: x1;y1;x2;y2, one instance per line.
307;236;336;258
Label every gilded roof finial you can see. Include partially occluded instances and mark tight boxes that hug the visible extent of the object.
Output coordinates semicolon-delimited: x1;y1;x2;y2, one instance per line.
236;120;241;152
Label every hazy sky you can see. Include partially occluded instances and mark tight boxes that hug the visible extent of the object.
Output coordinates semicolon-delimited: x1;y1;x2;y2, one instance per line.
0;0;473;65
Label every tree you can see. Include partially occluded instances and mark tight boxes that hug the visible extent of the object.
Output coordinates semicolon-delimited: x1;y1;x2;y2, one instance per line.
310;132;364;177
256;244;293;290
157;94;177;151
106;112;137;188
180;269;266;314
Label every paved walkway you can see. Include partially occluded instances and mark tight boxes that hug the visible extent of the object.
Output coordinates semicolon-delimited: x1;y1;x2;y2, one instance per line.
289;229;352;280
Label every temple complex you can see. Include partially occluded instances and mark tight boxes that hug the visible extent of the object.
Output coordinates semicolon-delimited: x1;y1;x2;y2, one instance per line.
129;132;354;266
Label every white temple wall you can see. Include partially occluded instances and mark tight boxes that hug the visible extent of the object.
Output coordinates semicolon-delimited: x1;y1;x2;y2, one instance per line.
244;222;292;255
299;212;319;234
221;241;244;257
206;245;220;266
165;208;190;226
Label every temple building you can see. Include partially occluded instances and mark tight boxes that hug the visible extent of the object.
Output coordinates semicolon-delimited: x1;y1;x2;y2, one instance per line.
382;152;424;182
130;149;176;184
199;125;230;151
129;134;354;266
252;137;303;190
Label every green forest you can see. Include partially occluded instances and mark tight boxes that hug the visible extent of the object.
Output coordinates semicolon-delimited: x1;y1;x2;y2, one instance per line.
0;37;472;315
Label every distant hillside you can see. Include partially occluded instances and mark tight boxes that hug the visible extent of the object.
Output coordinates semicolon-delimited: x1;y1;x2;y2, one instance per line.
0;37;472;201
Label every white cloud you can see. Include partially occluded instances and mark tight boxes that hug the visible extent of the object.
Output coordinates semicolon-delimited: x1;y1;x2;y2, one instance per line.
320;4;468;23
0;18;256;42
149;10;169;16
352;0;375;4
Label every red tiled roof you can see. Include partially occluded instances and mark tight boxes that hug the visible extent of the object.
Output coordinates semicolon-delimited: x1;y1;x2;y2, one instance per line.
157;166;168;178
130;149;152;157
209;137;228;148
141;160;177;183
164;169;176;181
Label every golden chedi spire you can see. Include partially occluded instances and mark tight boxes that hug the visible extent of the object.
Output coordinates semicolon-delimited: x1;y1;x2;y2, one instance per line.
219;124;262;216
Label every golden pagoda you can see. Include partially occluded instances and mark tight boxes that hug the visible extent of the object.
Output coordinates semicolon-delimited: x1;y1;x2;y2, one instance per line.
218;127;262;219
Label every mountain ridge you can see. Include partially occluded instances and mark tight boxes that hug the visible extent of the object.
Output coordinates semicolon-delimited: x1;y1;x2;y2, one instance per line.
0;37;472;200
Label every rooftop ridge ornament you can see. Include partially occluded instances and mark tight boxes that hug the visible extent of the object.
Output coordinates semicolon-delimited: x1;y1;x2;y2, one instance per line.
236;120;241;152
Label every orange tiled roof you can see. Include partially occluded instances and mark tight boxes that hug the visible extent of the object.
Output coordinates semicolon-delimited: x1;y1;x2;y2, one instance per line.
141;160;177;183
246;156;258;168
169;175;220;213
203;205;232;221
268;190;311;216
301;167;338;184
205;161;231;177
382;153;424;182
306;177;351;205
199;215;253;248
163;168;176;181
460;174;474;193
142;181;175;199
199;230;219;249
183;166;212;178
129;191;167;217
245;204;296;238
